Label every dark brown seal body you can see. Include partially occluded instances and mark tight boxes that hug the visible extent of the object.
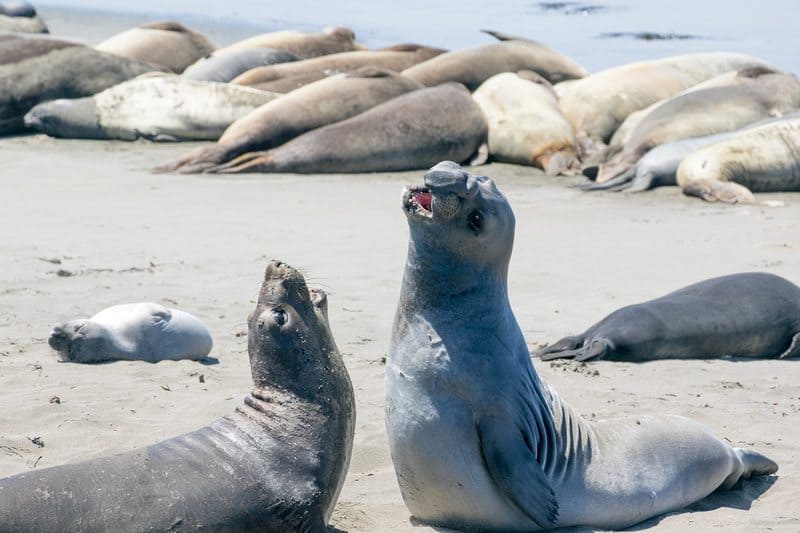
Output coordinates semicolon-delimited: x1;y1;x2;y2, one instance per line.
212;83;488;174
0;260;356;532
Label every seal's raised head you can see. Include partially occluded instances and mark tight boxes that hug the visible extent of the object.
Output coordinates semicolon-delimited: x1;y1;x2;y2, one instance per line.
248;260;337;394
403;161;515;267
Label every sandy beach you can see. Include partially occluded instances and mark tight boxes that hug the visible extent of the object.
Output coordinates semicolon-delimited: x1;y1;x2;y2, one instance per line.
1;5;800;532
1;133;798;531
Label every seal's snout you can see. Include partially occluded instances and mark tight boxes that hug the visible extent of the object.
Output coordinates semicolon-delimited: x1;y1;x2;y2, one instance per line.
423;161;469;194
48;324;69;351
23;110;43;130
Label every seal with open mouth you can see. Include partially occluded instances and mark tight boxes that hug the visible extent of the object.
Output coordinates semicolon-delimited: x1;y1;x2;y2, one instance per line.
385;161;777;531
1;260;356;532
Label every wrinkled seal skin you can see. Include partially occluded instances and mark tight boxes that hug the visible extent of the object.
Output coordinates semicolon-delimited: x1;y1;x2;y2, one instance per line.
232;46;444;93
385;161;777;531
537;273;800;362
1;261;356;533
0;45;161;134
47;302;214;363
216;26;361;59
96;21;216;73
402;31;587;90
677;115;800;203
211;83;487;174
182;47;299;82
157;67;424;173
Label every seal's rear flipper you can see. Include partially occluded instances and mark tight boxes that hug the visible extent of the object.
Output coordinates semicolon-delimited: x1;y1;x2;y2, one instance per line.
535;335;582;360
778;333;800;359
209;151;272;173
536;337;610;361
721;448;779;490
580;167;636;191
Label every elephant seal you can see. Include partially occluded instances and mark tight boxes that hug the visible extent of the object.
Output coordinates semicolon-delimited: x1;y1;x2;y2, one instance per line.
156;67;423;173
385;161;777;531
594;71;800;183
537;273;800;361
2;260;355;532
211;83;488;174
0;1;35;17
96;21;216;73
402;31;587;90
24;74;280;141
0;1;47;33
0;36;76;65
182;47;299;82
0;45;162;134
47;302;213;363
472;71;580;175
232;46;444;92
556;53;772;157
216;26;361;59
677;115;800;203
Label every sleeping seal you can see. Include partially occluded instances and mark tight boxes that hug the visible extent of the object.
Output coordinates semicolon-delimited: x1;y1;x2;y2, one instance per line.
156;67;423;173
677;115;800;203
3;260;355;532
215;26;361;59
24;74;280;141
211;83;487;174
182;47;299;82
0;1;47;33
48;302;213;363
385;161;777;531
537;273;800;361
96;21;216;73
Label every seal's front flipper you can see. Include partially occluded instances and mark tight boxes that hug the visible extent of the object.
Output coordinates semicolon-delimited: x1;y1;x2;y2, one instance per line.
209;151;271;173
681;179;755;204
478;415;558;529
778;333;800;359
535;335;582;360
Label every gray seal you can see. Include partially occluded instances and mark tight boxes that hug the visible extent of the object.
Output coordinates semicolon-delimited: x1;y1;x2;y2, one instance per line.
182;47;299;82
385;161;777;531
48;302;214;363
1;260;356;532
537;272;800;361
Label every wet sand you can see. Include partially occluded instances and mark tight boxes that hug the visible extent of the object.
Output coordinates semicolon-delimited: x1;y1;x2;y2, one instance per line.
0;134;798;531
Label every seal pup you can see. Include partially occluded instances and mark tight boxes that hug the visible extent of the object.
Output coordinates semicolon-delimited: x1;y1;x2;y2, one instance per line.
182;47;299;82
385;161;777;531
472;71;580;175
2;261;355;532
48;302;213;363
216;26;361;59
232;46;444;92
402;33;587;90
96;21;216;73
157;67;423;173
0;45;162;134
555;52;772;157
24;74;280;141
594;71;800;183
537;273;800;361
0;1;47;33
677;115;800;203
211;83;488;174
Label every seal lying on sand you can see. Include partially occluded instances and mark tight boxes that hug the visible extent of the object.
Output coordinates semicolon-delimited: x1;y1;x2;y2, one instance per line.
48;302;213;363
4;261;355;532
677;115;800;203
0;36;75;65
594;71;800;183
0;1;47;33
25;74;280;141
210;83;487;174
472;71;580;175
556;52;772;157
182;47;299;82
232;46;444;93
385;161;777;531
96;21;216;73
0;45;161;134
537;273;800;361
156;67;423;173
402;30;587;90
216;26;361;59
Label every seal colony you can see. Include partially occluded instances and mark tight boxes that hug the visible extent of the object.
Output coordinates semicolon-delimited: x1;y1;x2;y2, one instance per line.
385;161;778;531
1;261;356;532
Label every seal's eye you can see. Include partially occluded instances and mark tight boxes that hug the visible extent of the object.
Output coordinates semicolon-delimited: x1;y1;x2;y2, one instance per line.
272;308;287;326
467;210;483;232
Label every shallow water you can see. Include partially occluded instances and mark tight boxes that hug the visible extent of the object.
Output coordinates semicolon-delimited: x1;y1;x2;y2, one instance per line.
38;0;799;74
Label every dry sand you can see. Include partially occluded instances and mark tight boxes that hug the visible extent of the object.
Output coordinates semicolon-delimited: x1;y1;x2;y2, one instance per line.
0;134;798;531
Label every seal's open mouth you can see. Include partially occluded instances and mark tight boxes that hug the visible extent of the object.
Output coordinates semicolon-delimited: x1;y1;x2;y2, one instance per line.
404;186;433;218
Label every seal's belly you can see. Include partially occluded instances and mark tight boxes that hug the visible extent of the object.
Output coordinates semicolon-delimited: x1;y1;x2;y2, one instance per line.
385;364;533;531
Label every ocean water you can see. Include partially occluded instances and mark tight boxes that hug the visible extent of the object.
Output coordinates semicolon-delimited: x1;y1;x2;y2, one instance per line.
37;0;799;74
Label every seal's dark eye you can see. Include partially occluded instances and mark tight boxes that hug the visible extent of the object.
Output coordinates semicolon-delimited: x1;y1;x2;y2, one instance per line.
272;308;287;326
467;210;483;232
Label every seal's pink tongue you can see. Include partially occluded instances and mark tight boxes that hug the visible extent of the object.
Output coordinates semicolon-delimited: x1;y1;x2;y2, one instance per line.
413;191;432;212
